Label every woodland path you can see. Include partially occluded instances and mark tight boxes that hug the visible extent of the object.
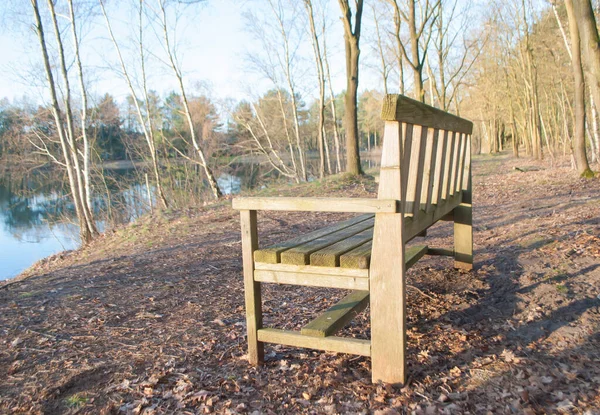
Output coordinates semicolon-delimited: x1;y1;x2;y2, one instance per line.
1;154;599;414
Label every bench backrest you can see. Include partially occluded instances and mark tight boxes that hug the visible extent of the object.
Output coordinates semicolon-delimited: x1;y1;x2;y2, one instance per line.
377;94;473;224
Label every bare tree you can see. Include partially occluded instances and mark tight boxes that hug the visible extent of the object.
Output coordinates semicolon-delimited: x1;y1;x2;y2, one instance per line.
30;0;98;242
564;0;593;176
304;0;329;178
337;0;364;175
156;0;222;198
572;0;600;172
99;0;169;208
385;0;440;102
322;28;343;173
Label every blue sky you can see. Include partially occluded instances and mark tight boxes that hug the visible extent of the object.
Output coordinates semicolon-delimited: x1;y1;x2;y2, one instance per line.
0;0;379;107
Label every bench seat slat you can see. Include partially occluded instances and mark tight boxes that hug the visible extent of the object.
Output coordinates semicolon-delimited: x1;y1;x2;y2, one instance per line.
301;290;370;338
309;227;374;267
280;217;375;265
254;214;373;263
257;328;371;356
340;243;429;270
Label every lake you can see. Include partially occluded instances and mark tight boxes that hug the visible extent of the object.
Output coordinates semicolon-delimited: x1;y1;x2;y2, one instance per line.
0;156;380;281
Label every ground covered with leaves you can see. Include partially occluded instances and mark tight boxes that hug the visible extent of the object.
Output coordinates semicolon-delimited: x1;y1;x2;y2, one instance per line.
1;154;599;414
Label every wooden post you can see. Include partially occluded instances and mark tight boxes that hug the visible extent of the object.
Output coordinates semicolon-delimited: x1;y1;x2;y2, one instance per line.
370;121;407;384
454;136;473;270
240;209;264;364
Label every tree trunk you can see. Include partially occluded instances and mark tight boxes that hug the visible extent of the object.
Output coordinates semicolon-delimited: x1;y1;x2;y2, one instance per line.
305;0;327;178
566;0;593;176
337;0;363;175
31;0;96;243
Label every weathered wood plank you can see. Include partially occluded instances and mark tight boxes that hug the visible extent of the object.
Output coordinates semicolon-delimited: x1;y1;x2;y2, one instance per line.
441;131;456;200
301;290;370;337
254;262;369;277
310;227;374;267
403;194;462;243
411;125;429;217
339;241;372;269
400;123;414;213
427;247;455;257
254;214;373;264
371;116;407;383
422;128;439;212
240;210;264;365
232;197;399;213
448;133;462;197
339;243;428;270
405;245;429;269
454;136;472;270
456;133;468;192
381;94;473;135
281;218;375;265
257;328;371;356
254;269;369;290
432;130;448;206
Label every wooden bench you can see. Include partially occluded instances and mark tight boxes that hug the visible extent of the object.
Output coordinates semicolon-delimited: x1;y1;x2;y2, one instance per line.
232;94;474;384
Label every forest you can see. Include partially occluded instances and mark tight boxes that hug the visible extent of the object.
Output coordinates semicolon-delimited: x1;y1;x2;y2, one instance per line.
0;0;599;244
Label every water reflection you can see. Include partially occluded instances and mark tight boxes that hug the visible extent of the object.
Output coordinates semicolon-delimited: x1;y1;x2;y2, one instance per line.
0;156;380;280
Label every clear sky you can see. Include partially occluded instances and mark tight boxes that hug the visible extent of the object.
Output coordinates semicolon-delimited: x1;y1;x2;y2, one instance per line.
0;0;382;108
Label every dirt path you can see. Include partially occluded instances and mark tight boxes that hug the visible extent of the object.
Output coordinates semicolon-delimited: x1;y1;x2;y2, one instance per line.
1;154;599;414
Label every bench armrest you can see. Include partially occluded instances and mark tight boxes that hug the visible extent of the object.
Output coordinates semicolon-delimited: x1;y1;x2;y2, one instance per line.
232;197;399;213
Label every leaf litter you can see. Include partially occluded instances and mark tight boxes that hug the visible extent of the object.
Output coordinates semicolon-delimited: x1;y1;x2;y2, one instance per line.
1;154;599;414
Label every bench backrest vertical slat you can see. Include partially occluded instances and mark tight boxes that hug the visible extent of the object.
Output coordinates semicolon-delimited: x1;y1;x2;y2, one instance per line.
431;129;448;206
421;128;439;212
380;121;404;201
461;135;472;191
408;125;428;217
442;131;456;200
379;94;473;210
456;134;469;193
448;132;461;197
400;123;414;213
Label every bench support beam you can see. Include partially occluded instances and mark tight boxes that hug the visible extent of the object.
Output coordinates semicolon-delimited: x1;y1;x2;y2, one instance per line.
301;290;370;338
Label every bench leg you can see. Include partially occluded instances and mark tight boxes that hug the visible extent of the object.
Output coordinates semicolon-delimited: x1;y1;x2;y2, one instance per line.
240;210;264;364
370;214;407;385
453;158;473;272
454;202;472;270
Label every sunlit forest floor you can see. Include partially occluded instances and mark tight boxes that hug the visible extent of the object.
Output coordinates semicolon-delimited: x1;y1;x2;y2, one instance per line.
1;153;599;414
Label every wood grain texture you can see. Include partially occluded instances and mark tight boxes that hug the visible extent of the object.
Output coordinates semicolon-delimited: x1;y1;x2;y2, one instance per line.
403;194;461;243
254;262;369;277
422;128;439;212
309;227;374;267
454;136;472;270
340;241;372;269
432;130;448;206
411;125;429;217
301;290;370;337
257;328;371;356
381;94;473;135
281;218;375;265
370;213;407;384
442;131;456;200
233;197;398;213
448;133;462;197
254;214;373;263
240;210;264;365
339;243;428;271
254;269;369;290
370;117;408;384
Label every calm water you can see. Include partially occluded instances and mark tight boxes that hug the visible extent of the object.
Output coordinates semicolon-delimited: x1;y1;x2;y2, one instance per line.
0;156;380;281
